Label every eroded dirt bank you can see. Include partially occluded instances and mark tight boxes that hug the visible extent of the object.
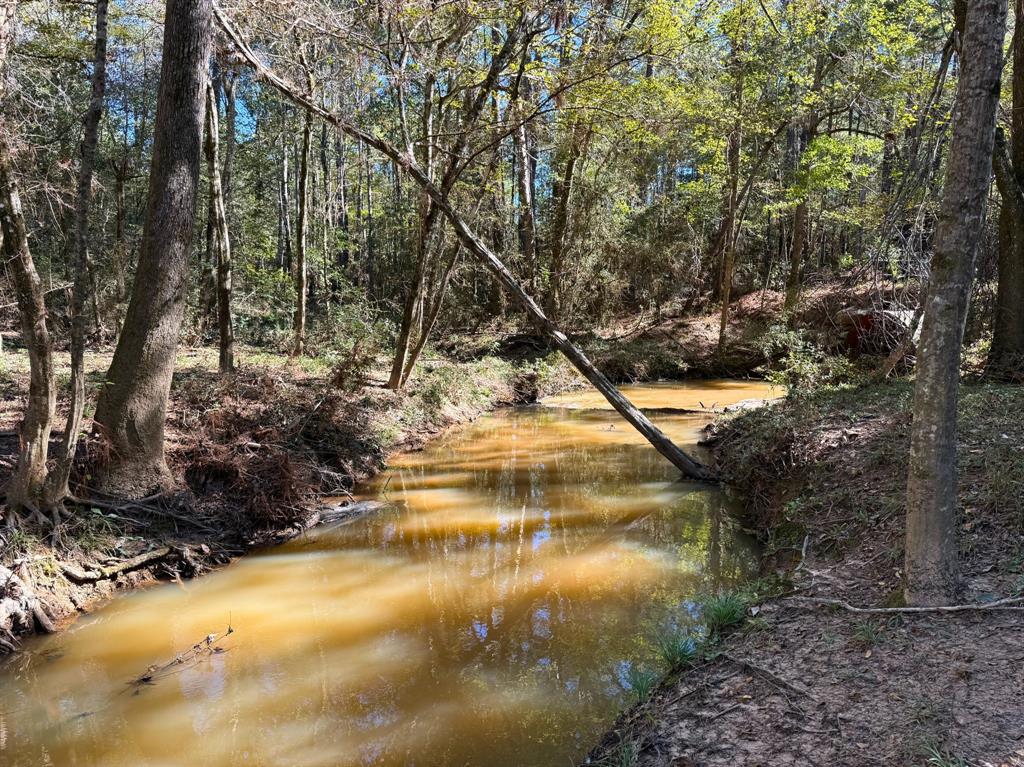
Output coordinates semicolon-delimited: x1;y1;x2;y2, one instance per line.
586;383;1024;767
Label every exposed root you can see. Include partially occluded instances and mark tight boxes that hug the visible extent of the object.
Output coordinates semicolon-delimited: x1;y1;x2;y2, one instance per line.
60;546;173;584
788;594;1024;614
0;565;55;642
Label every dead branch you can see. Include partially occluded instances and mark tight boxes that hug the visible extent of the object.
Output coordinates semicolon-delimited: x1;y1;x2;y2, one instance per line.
132;622;235;688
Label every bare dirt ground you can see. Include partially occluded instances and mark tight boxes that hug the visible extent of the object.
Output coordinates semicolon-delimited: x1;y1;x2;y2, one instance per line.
586;383;1024;767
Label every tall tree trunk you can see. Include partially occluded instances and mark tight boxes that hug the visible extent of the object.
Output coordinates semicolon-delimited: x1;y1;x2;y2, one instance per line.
277;142;292;272
93;0;213;498
905;0;1007;607
46;0;109;506
293;106;312;356
547;123;585;319
204;81;234;373
513;103;538;293
0;0;55;518
784;198;808;314
0;3;56;516
219;9;712;480
222;68;236;236
987;0;1024;379
716;48;745;352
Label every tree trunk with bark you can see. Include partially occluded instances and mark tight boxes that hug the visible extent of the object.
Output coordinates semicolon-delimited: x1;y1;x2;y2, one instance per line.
547;123;585;320
293;105;312;356
46;0;109;506
987;0;1024;379
905;0;1007;607
204;81;234;373
513;104;538;293
93;0;213;498
0;0;56;516
716;46;745;352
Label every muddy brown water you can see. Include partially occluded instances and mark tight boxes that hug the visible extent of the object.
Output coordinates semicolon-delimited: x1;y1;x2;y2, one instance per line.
0;380;779;767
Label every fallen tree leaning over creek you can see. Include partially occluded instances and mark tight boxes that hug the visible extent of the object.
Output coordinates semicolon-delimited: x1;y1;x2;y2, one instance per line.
214;6;713;482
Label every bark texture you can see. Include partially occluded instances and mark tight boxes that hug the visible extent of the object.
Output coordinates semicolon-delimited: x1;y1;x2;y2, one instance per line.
293;105;312;356
905;0;1007;606
47;0;109;504
0;0;56;513
93;0;213;498
204;81;234;373
987;0;1024;379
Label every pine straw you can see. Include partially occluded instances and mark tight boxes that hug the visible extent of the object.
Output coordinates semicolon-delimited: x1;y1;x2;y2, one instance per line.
168;370;372;537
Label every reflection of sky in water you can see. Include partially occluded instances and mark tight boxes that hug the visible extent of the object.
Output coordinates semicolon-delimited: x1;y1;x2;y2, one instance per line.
0;381;775;767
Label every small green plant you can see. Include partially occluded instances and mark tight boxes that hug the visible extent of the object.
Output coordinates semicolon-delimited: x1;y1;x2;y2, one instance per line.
656;628;697;669
701;593;748;635
853;621;883;647
625;664;659;702
923;745;967;767
605;739;639;767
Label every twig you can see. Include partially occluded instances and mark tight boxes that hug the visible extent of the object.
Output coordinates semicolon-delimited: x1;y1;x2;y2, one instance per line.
704;702;744;721
719;653;814;700
131;622;235;688
788;594;1024;614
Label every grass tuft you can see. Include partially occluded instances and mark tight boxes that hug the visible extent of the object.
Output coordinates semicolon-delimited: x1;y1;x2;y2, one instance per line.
701;593;748;635
625;664;659;702
656;628;698;669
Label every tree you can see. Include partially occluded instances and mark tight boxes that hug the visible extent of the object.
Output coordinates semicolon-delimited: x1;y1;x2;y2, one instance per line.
293;65;313;357
204;78;235;373
904;0;1007;607
216;6;714;481
0;0;55;519
988;0;1024;380
46;0;110;507
93;0;213;497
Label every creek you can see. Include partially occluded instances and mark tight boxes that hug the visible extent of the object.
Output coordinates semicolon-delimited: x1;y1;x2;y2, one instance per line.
0;380;779;767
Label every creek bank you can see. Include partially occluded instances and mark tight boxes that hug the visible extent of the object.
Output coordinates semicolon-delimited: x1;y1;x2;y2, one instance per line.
0;347;581;653
0;283;854;655
585;382;1024;767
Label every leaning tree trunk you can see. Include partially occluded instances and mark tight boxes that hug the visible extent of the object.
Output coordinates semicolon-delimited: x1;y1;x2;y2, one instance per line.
204;81;234;373
46;0;109;506
905;0;1007;607
93;0;212;498
0;0;56;516
217;9;713;481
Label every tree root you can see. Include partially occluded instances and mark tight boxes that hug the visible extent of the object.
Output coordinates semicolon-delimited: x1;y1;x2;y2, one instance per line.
788;594;1024;614
60;546;173;584
0;564;56;645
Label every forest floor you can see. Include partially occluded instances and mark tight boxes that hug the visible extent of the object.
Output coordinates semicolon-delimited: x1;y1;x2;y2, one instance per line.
0;344;580;650
586;382;1024;767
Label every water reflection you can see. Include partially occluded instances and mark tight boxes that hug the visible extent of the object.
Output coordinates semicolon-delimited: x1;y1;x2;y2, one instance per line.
0;381;776;767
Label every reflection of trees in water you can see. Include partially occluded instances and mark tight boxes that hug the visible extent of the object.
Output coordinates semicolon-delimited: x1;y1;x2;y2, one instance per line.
323;410;758;765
